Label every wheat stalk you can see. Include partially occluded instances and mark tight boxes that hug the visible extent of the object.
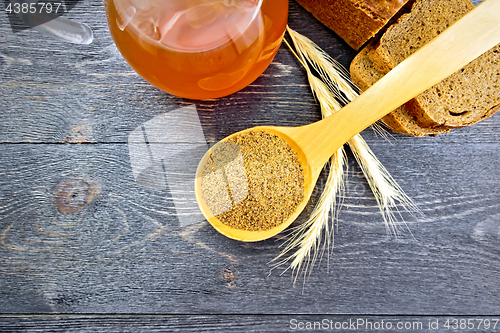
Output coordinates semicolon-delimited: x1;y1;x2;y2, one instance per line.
347;135;419;236
271;148;346;283
287;26;357;104
287;26;388;135
289;26;420;231
270;37;346;283
272;27;421;281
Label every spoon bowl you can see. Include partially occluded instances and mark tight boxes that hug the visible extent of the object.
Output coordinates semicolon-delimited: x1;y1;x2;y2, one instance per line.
195;126;316;242
195;0;500;241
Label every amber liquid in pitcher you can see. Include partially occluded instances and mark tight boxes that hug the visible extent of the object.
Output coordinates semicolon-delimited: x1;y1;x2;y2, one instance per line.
105;0;288;99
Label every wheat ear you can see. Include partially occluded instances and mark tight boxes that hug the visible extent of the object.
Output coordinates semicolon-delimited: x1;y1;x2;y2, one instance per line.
289;26;421;234
271;148;346;284
287;26;389;134
270;37;347;282
272;27;421;280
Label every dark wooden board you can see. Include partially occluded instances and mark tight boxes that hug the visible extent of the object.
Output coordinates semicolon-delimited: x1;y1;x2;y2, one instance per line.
0;142;499;315
1;315;499;332
1;0;500;330
1;0;498;145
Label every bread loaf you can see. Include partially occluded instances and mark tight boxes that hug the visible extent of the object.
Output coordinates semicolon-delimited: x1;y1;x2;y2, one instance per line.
370;0;474;74
350;0;500;134
405;44;500;128
295;0;410;50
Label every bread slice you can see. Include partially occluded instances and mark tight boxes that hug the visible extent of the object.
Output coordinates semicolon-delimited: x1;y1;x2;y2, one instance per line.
350;46;450;136
370;0;500;128
295;0;410;50
371;0;474;74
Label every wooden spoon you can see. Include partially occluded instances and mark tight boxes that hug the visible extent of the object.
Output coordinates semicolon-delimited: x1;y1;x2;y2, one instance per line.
195;0;500;241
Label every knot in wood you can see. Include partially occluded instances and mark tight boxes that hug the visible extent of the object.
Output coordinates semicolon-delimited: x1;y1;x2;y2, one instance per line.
64;124;93;143
223;266;238;288
53;178;100;214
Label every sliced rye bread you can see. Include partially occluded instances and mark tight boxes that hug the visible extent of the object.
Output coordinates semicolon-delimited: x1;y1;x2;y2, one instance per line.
295;0;411;50
370;0;474;74
405;44;500;128
369;0;500;128
350;45;450;136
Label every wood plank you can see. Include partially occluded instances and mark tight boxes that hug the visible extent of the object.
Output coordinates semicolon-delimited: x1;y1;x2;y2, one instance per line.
1;0;499;325
1;315;499;332
0;1;321;143
1;0;498;144
0;143;499;314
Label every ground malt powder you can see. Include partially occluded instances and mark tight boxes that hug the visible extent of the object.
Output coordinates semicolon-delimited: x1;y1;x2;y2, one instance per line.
201;130;305;231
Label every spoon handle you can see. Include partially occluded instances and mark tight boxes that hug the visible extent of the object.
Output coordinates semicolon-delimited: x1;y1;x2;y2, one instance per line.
289;0;500;169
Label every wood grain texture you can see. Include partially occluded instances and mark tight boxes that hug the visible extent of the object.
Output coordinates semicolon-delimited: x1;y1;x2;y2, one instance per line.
1;315;499;332
1;0;500;330
0;143;499;314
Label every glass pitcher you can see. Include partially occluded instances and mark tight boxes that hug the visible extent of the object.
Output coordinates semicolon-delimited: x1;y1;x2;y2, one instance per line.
105;0;289;99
